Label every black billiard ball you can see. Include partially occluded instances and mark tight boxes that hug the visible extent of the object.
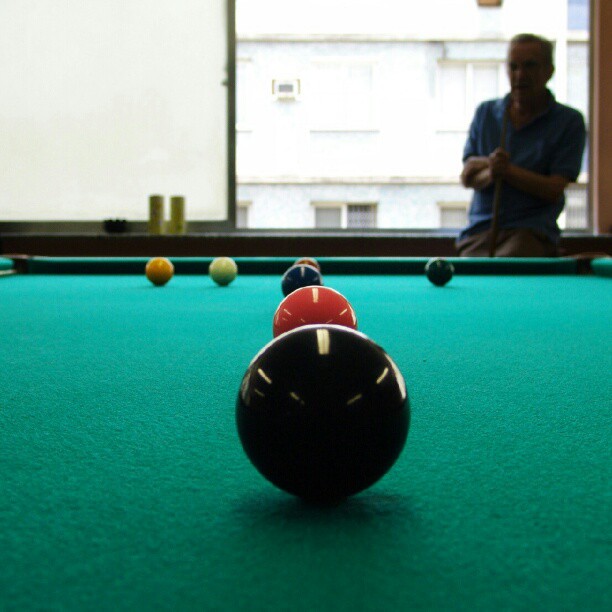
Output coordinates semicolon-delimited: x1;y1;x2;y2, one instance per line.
281;264;323;296
236;325;410;502
425;257;454;286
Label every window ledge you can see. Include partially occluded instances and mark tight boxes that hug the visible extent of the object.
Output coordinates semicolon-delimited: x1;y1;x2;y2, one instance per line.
309;127;380;133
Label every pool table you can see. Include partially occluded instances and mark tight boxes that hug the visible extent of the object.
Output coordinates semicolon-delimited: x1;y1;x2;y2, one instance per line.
1;257;611;611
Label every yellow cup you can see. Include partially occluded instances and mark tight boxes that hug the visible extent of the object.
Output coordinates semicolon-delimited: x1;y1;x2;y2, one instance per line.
148;195;165;235
168;196;187;234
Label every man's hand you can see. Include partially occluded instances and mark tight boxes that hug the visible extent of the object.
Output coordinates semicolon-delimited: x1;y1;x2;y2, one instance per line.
462;150;570;203
461;156;492;190
489;148;511;179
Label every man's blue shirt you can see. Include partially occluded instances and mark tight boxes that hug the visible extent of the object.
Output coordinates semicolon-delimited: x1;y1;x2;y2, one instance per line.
459;91;586;244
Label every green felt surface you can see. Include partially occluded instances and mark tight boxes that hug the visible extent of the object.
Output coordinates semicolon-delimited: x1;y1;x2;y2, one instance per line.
1;271;611;611
0;257;14;271
592;257;612;277
25;256;578;276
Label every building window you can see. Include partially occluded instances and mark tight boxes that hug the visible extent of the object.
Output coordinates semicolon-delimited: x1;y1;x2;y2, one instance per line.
236;201;250;228
347;204;377;229
568;0;589;31
559;185;588;230
313;202;377;229
438;202;469;229
315;206;343;228
438;61;504;131
309;59;377;131
237;57;254;130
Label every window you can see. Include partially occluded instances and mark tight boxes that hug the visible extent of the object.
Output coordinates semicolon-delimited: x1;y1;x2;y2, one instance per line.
237;201;250;228
5;1;592;232
313;202;377;229
559;185;588;230
438;61;504;131
438;202;469;229
235;2;590;232
315;206;343;229
237;58;255;130
347;204;377;229
568;0;589;31
0;0;229;222
309;59;377;131
567;43;589;122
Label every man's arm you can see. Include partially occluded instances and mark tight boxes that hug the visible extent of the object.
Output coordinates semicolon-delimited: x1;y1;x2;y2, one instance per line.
489;148;570;203
461;157;492;189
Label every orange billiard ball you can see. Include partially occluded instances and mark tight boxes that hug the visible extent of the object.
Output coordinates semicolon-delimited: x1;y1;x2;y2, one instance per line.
294;257;321;272
145;257;174;286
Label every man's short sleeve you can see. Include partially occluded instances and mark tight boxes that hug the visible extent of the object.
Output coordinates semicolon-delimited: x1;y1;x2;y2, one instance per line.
549;109;586;181
462;103;485;162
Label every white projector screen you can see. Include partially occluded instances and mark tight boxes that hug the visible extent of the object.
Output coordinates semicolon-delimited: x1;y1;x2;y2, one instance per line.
0;0;229;221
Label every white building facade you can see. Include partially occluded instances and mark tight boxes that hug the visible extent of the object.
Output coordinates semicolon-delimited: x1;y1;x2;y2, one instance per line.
235;0;590;231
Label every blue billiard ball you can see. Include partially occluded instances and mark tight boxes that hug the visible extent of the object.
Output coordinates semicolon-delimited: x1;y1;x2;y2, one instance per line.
281;264;323;296
425;258;454;286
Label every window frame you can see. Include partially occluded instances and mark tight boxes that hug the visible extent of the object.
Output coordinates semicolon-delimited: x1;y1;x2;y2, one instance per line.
436;59;506;132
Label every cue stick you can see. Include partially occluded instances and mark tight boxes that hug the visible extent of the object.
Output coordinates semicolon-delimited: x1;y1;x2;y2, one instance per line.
488;104;510;258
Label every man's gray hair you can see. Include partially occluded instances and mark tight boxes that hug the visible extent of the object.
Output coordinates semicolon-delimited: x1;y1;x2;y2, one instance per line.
510;33;554;67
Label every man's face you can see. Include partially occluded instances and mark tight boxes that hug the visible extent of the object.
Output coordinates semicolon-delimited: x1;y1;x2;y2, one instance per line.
507;41;554;103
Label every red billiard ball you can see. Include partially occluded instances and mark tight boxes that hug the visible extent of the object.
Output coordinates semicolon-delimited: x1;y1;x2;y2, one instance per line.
273;286;357;337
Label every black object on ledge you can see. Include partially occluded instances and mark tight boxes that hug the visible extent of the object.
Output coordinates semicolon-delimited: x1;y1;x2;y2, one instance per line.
103;219;130;234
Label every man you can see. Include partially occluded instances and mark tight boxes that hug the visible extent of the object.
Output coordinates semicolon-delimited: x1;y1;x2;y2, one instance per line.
457;33;586;257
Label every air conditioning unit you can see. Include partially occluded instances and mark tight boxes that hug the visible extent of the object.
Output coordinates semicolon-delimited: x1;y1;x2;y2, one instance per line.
272;79;300;100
